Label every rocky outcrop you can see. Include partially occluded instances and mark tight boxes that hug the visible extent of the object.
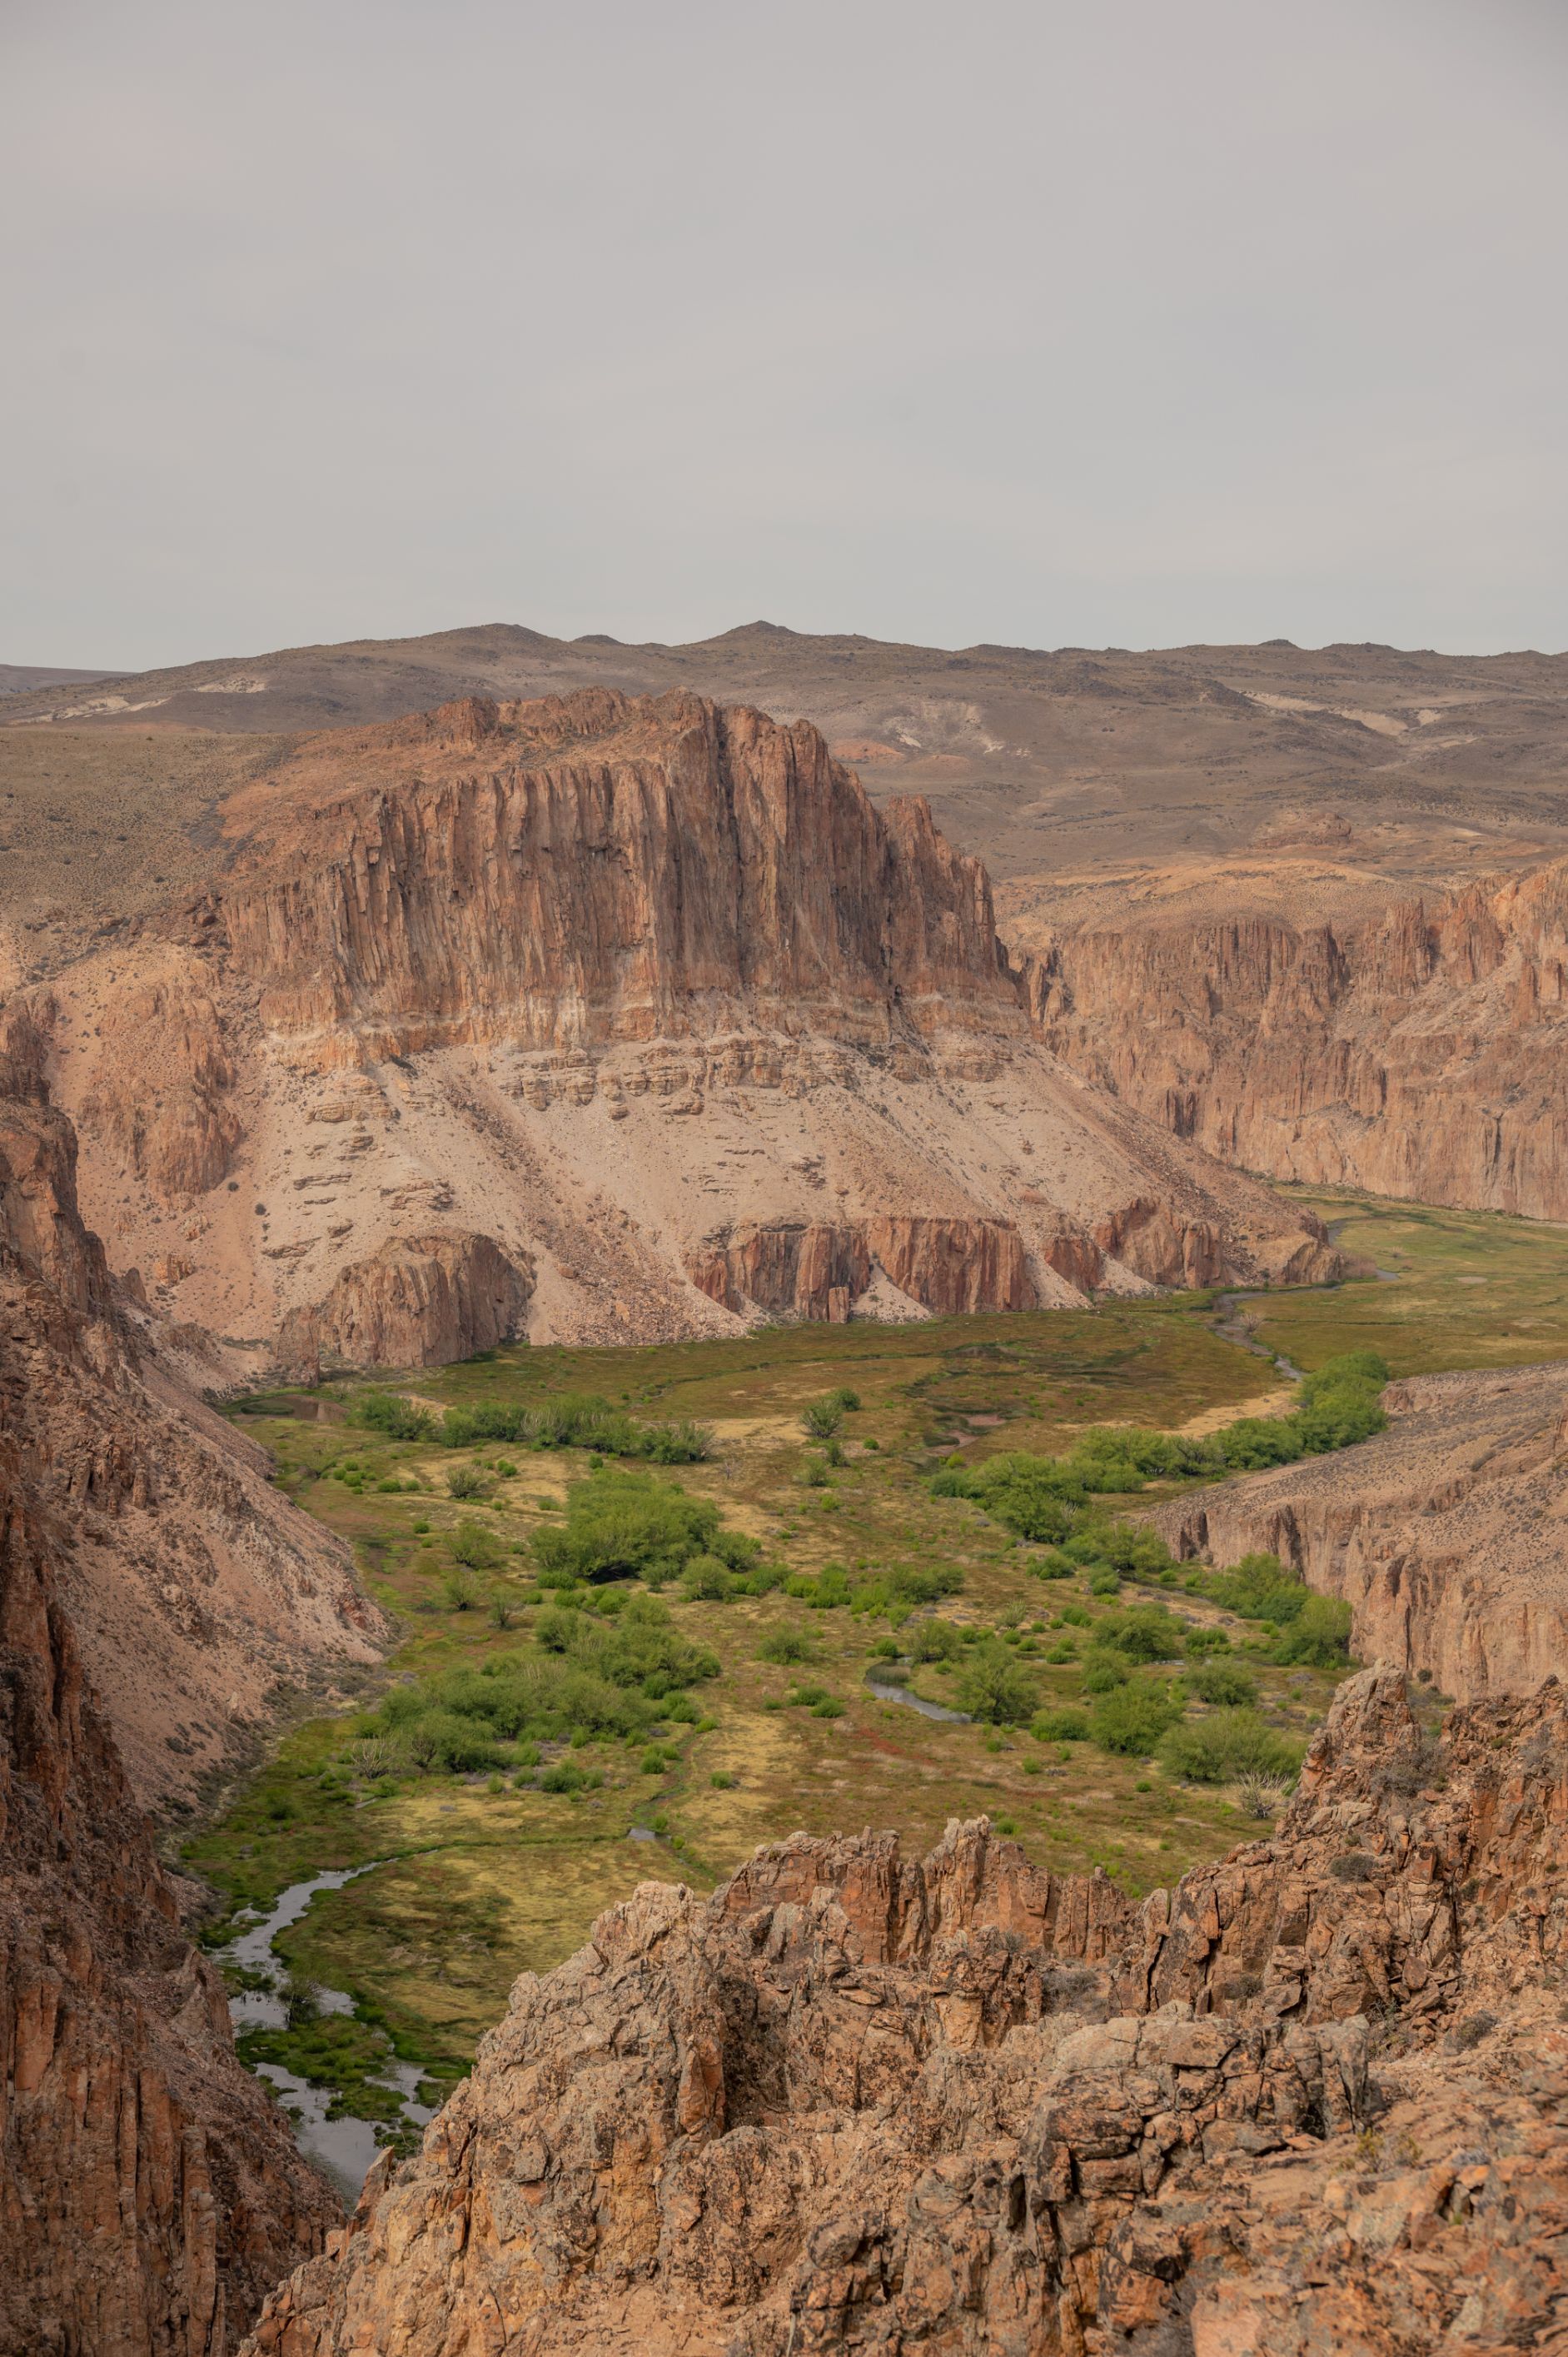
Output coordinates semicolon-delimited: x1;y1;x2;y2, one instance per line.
242;1665;1568;2355
28;690;1337;1360
275;1228;534;1377
1155;1361;1568;1703
217;691;1021;1057
74;948;243;1200
0;1047;387;1814
1025;858;1568;1218
689;1215;1037;1322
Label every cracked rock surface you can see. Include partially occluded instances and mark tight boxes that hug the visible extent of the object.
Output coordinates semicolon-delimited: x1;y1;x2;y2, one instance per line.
243;1666;1568;2355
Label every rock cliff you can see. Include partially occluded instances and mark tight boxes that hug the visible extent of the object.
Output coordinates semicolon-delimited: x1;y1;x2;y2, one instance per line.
0;1019;388;1813
0;1085;345;2349
275;1228;534;1378
25;691;1337;1362
1155;1362;1568;1704
1024;858;1568;1217
242;1666;1568;2356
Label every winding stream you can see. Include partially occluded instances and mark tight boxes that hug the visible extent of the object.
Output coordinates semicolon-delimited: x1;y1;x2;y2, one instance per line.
222;1866;434;2202
865;1670;972;1722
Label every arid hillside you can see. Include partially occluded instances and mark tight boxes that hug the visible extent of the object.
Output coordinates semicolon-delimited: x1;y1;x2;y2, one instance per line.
12;689;1335;1365
243;1667;1568;2357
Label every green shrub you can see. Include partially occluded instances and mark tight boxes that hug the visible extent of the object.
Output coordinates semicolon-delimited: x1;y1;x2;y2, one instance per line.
800;1395;847;1441
679;1553;735;1602
908;1618;962;1662
446;1463;492;1501
1090;1679;1185;1756
1207;1552;1311;1624
828;1388;862;1413
756;1627;815;1665
1159;1709;1303;1785
1187;1659;1259;1707
532;1470;756;1587
1272;1593;1353;1667
811;1697;846;1719
1032;1707;1090;1742
441;1566;480;1610
1093;1604;1187;1662
1182;1626;1231;1657
450;1517;505;1569
1081;1654;1129;1693
711;1770;737;1788
954;1642;1037;1726
351;1391;437;1441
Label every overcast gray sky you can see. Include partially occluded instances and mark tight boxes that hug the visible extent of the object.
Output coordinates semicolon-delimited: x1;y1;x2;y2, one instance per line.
5;0;1566;668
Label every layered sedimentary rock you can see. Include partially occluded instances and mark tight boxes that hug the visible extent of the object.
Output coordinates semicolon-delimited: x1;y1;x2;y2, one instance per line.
22;690;1337;1361
0;1081;343;2347
1155;1361;1568;1703
276;1228;534;1378
1024;858;1568;1217
0;1018;387;1813
245;1667;1568;2356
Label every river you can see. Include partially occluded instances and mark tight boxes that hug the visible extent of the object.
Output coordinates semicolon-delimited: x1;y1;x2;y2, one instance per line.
221;1866;435;2202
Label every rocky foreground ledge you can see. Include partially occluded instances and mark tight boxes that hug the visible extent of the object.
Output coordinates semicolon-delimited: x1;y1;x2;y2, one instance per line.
245;1667;1568;2355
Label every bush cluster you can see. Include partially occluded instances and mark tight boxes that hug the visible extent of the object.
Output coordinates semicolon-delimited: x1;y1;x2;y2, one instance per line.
352;1388;712;1463
531;1471;763;1588
933;1354;1388;1542
361;1592;718;1774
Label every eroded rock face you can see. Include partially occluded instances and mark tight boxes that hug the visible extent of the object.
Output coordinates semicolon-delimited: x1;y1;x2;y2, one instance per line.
0;1087;344;2350
1024;860;1568;1217
27;690;1337;1359
1156;1361;1568;1704
243;1668;1568;2357
275;1228;534;1377
0;1031;388;1815
689;1215;1037;1321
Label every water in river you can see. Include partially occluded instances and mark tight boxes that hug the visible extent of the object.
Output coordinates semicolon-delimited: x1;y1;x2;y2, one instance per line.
865;1671;972;1723
221;1865;435;2202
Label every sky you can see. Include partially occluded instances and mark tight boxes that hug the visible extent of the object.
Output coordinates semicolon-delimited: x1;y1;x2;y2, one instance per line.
4;0;1566;669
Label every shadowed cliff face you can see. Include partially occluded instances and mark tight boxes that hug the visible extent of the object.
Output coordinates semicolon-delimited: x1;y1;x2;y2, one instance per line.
0;1083;343;2350
1024;858;1568;1218
25;690;1337;1363
242;1667;1568;2357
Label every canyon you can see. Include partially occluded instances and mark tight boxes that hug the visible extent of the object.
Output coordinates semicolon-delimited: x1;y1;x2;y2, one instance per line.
243;1666;1568;2357
11;688;1337;1368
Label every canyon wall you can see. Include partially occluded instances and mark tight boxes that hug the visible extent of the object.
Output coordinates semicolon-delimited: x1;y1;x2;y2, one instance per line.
244;1666;1568;2357
27;691;1338;1363
1154;1361;1568;1703
0;1015;389;1812
0;1068;343;2349
1023;858;1568;1216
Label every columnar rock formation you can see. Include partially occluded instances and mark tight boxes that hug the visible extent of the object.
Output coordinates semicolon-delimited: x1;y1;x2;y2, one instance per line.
1155;1361;1568;1703
1023;858;1568;1217
22;691;1337;1362
0;1069;344;2349
243;1667;1568;2356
